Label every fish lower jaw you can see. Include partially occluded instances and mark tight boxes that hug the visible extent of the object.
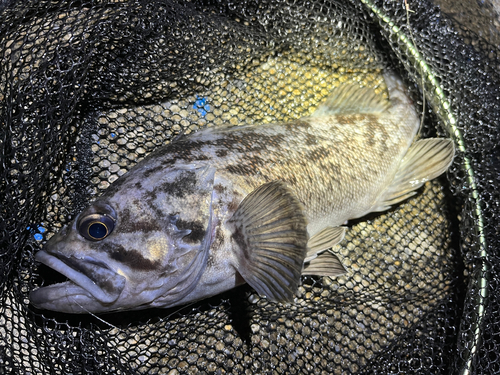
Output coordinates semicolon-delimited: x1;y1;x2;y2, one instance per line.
32;250;126;310
30;279;139;314
30;281;98;313
30;280;156;314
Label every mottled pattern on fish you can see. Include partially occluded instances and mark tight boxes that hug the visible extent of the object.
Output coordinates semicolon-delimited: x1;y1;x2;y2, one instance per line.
144;115;413;234
30;74;455;313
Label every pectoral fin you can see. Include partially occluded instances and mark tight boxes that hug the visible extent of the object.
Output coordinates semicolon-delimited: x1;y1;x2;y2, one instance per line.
372;138;455;211
227;181;308;303
302;251;346;277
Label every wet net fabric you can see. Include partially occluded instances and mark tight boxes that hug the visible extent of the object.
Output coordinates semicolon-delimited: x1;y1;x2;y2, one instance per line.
0;0;498;374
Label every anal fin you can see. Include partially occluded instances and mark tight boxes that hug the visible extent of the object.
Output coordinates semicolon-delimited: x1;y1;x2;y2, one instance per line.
372;138;455;211
302;251;346;277
227;181;308;303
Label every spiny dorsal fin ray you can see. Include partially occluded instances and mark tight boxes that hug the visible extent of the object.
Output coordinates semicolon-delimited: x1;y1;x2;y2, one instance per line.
372;138;455;212
302;251;347;277
311;83;389;117
305;226;346;262
228;181;308;303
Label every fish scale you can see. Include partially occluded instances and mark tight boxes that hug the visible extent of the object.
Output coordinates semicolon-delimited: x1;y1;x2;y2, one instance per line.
29;73;454;313
165;109;415;233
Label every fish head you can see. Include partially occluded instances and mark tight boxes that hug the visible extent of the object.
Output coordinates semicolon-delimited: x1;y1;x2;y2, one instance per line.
30;164;216;313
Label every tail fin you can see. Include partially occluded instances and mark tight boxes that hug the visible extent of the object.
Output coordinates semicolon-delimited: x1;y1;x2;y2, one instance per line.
371;138;455;212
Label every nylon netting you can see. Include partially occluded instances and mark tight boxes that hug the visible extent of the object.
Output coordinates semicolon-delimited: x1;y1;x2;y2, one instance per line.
1;0;498;374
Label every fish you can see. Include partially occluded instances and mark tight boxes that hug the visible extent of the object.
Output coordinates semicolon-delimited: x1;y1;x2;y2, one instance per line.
29;73;455;313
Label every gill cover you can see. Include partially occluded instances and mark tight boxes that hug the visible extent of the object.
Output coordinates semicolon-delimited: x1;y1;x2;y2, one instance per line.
144;164;217;308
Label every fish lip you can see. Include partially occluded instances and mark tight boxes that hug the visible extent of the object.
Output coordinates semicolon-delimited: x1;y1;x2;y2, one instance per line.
33;250;126;305
30;281;95;313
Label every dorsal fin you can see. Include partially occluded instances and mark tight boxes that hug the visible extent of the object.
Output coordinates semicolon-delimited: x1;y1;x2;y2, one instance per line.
311;82;389;117
227;181;308;303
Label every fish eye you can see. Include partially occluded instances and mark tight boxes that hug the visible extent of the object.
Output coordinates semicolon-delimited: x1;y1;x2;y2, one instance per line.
78;214;115;241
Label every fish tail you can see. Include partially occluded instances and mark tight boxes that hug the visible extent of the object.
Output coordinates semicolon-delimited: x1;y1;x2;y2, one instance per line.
370;138;455;212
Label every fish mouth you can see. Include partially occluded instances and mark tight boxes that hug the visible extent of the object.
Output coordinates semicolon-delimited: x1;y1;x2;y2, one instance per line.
30;250;126;313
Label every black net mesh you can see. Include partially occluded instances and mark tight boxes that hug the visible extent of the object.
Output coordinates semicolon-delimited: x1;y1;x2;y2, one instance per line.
0;0;498;374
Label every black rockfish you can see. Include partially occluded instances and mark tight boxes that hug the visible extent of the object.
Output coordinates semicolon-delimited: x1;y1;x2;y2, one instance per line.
30;73;455;313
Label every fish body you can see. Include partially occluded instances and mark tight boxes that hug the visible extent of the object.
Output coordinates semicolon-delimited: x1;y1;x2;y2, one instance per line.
30;73;455;313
